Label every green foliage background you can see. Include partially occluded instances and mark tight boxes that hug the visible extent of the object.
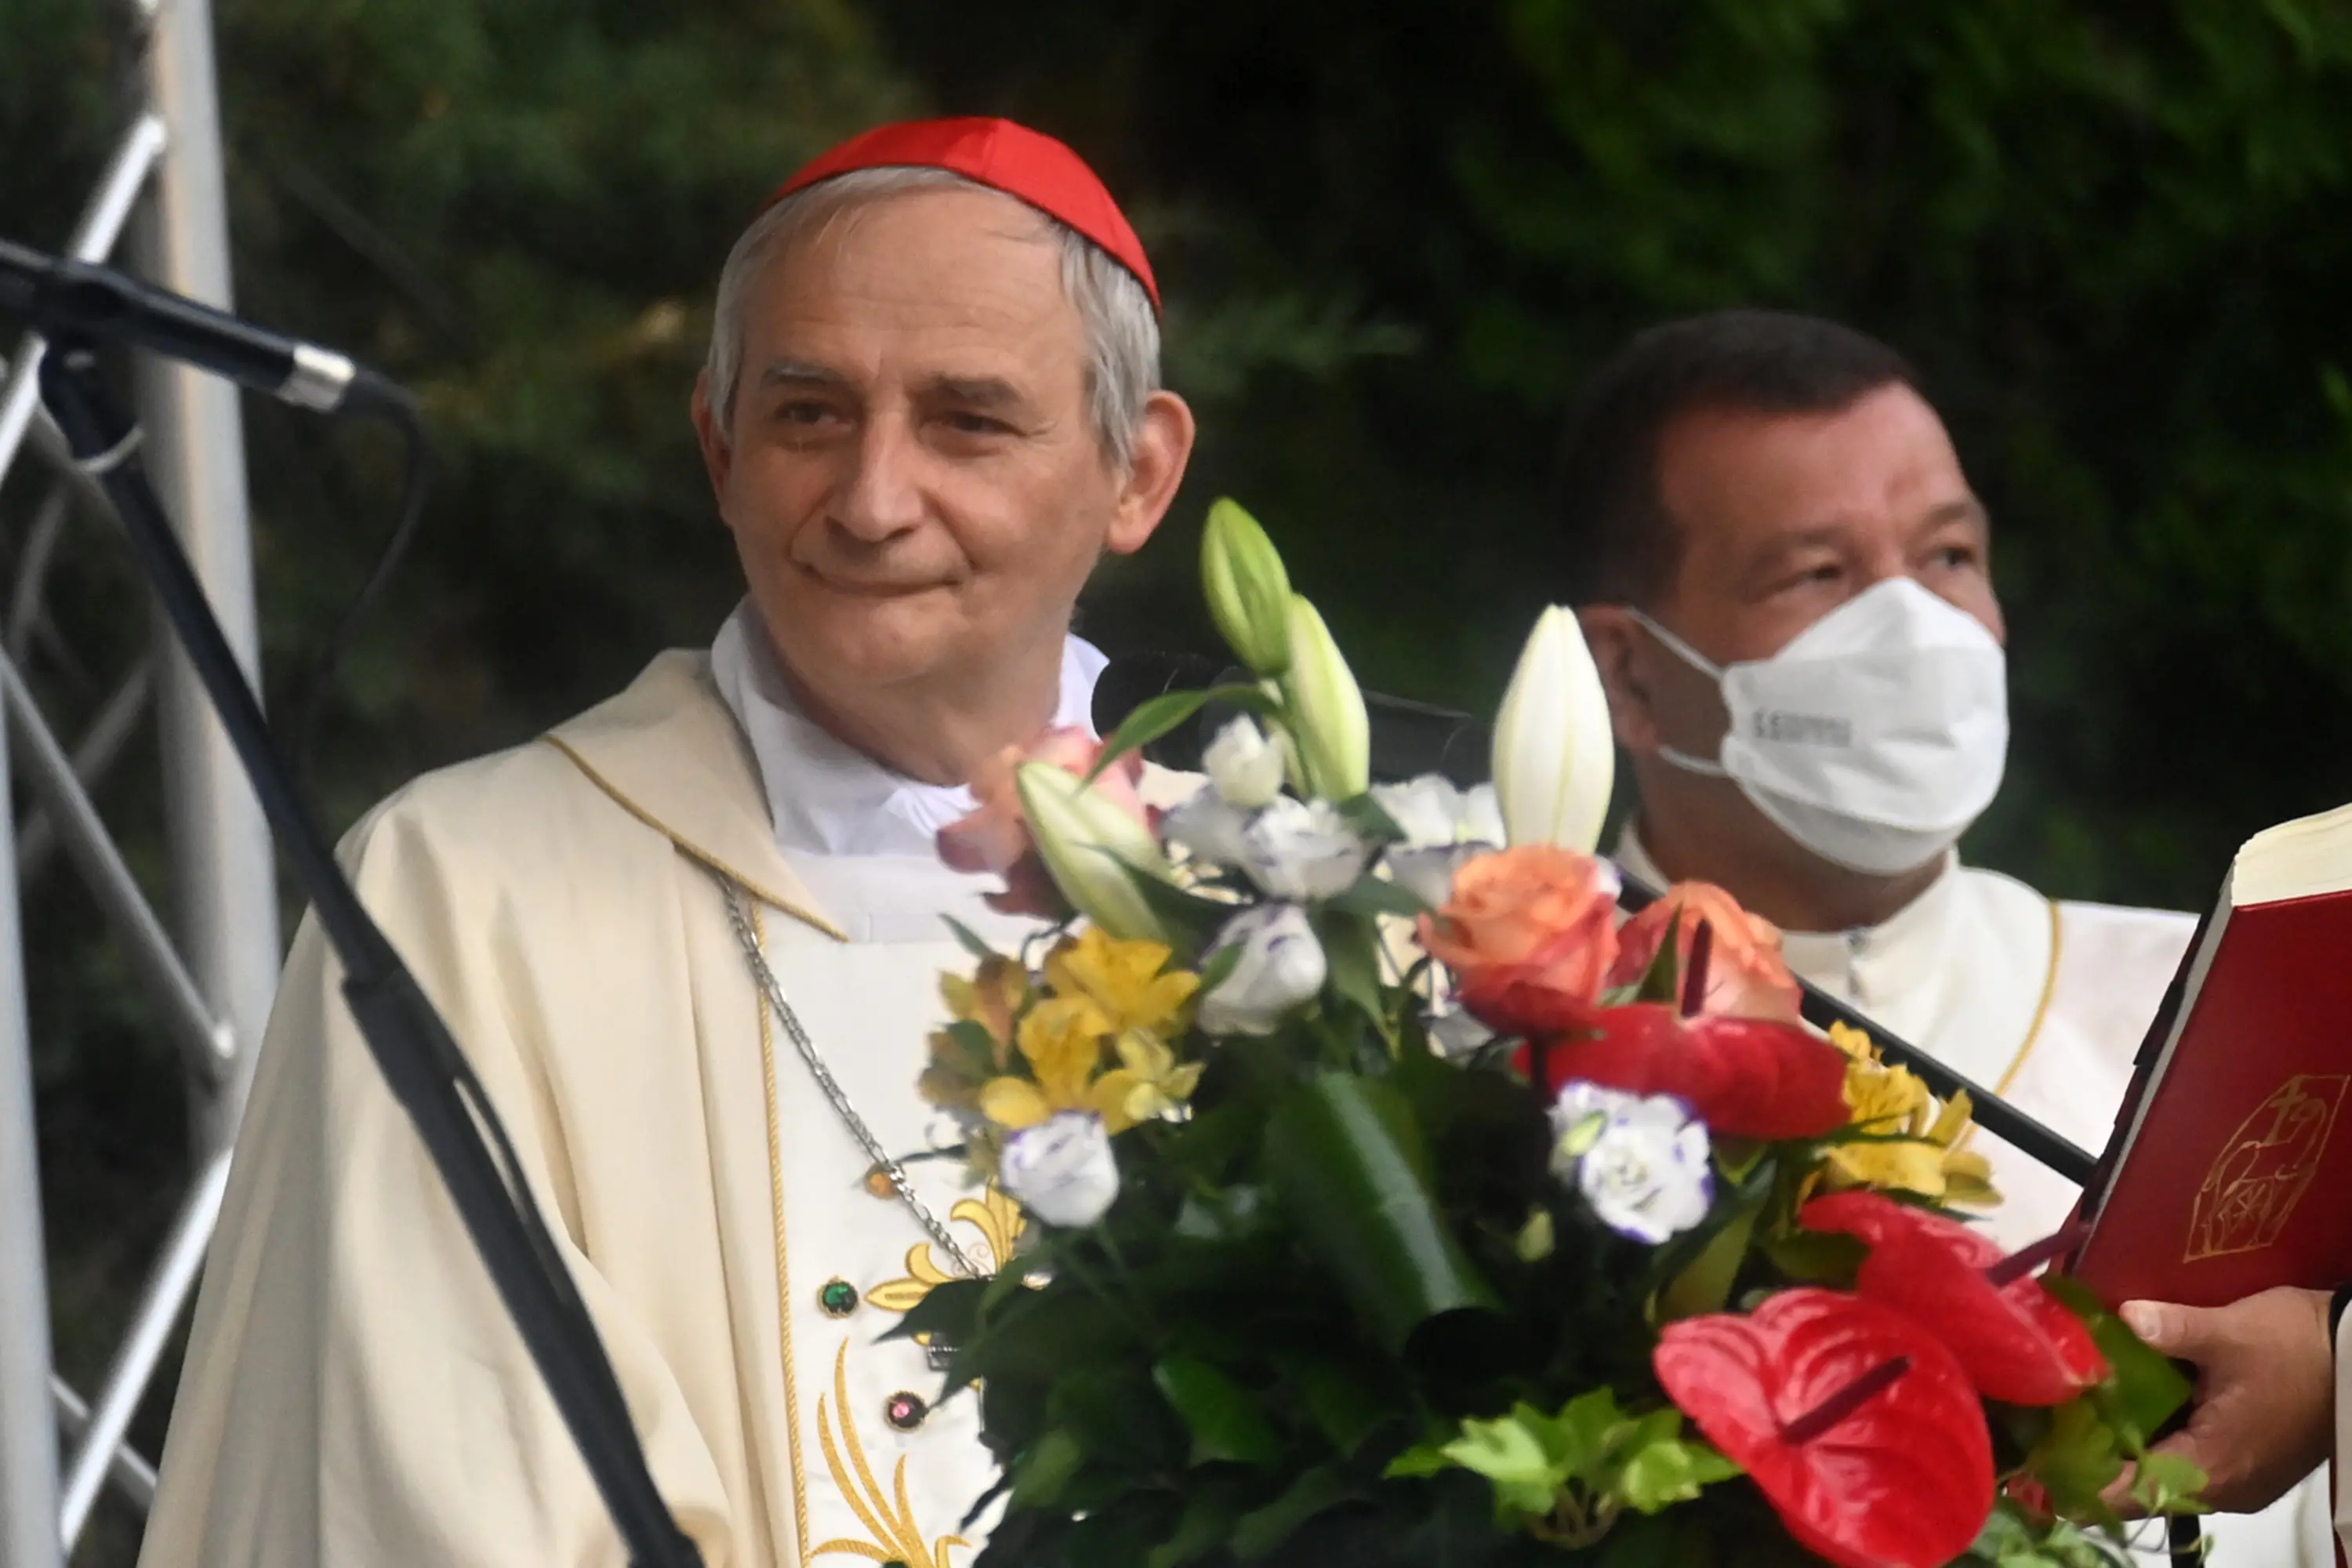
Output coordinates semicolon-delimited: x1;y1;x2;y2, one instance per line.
3;1;2350;1559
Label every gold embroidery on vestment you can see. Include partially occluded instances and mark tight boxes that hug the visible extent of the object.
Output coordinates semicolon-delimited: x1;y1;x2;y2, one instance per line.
811;1341;970;1566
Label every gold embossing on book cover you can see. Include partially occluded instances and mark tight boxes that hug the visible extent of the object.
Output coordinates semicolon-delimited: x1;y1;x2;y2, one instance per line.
2184;1075;2347;1262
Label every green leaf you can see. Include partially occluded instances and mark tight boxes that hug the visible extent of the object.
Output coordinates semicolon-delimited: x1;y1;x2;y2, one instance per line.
1323;873;1433;920
1146;1488;1245;1568
1102;855;1240;951
1294;1356;1392;1457
2042;1276;2194;1446
1657;1192;1762;1320
942;914;1008;964
2129;1450;2210;1516
1010;1427;1086;1508
1382;1440;1454;1479
1090;682;1279;779
1152;1356;1282;1465
1264;1073;1500;1352
1632;908;1683;1005
1230;1464;1355;1559
1335;792;1407;844
1614;1427;1740;1515
1316;908;1390;1029
1759;1229;1867;1285
1439;1413;1566;1515
2024;1398;2126;1522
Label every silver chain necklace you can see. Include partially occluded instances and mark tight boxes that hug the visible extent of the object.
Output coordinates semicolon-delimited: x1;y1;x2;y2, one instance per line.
715;873;983;1280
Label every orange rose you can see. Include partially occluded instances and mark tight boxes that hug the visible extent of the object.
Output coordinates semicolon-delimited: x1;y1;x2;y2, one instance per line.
1418;844;1621;1036
1606;881;1802;1024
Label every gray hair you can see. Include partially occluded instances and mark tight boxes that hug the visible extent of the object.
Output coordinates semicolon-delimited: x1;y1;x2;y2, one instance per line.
705;165;1160;470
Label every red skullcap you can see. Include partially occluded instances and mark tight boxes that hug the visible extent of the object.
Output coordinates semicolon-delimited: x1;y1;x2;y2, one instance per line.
771;117;1160;313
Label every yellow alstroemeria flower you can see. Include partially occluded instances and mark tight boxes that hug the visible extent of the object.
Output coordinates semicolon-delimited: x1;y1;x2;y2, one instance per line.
978;995;1113;1131
942;955;1030;1047
1045;926;1200;1036
1821;1022;1998;1205
1090;1029;1206;1134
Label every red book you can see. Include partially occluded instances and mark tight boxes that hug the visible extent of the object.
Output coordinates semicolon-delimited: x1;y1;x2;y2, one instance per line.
2073;801;2352;1309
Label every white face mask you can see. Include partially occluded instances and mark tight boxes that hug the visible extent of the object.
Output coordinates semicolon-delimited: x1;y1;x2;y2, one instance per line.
1628;576;2009;877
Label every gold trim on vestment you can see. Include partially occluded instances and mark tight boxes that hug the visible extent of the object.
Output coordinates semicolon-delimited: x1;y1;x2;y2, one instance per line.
541;734;848;942
751;901;815;1557
1956;898;2064;1154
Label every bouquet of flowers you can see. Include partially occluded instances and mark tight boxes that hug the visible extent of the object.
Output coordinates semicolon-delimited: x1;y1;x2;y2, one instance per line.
915;500;2207;1567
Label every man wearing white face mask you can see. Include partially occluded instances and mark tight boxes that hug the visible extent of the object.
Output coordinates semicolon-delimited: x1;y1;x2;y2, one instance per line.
1563;309;2336;1566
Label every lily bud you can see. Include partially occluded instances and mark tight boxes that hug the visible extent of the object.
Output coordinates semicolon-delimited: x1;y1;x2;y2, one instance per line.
1277;595;1370;800
1492;605;1614;851
1202;714;1287;808
1017;760;1174;943
1200;498;1294;677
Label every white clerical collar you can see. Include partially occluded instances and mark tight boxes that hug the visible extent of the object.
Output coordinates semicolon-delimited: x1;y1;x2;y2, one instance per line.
710;600;1106;859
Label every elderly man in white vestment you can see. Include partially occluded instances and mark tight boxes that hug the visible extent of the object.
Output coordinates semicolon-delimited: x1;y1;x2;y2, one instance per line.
1562;308;2336;1563
137;116;1196;1566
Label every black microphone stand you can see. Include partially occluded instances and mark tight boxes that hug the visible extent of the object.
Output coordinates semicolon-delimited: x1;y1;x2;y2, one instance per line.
33;339;700;1566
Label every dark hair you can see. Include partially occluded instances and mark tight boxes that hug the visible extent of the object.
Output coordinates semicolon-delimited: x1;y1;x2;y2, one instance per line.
1554;309;1921;605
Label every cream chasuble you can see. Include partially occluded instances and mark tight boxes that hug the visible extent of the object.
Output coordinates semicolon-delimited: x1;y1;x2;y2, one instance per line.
140;619;1172;1567
1613;826;2338;1565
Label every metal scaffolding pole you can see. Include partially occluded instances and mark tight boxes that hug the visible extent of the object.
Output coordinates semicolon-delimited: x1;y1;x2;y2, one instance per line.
0;1;278;1559
127;0;281;1154
0;706;61;1568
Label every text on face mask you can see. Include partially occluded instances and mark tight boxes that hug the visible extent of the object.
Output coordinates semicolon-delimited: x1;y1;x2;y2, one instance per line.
1751;711;1853;748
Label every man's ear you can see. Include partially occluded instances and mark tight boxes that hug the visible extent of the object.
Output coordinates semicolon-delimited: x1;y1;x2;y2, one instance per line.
1577;605;1664;753
1103;390;1198;556
690;371;733;509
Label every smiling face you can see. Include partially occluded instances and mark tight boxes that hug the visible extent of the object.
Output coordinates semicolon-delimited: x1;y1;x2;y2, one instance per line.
691;184;1168;730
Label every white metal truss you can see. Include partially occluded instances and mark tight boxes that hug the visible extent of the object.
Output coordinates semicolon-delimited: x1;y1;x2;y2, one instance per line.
0;0;281;1561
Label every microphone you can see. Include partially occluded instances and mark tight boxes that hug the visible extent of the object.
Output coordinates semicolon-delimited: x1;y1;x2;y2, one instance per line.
0;235;411;418
1093;651;1492;787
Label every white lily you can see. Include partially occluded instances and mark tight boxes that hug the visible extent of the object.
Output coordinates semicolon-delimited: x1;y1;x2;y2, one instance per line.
1017;761;1174;943
1491;605;1614;851
1279;595;1370;800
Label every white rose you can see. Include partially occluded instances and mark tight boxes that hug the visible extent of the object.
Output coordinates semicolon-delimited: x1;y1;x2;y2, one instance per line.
1203;715;1287;809
1196;902;1327;1036
1162;784;1254;867
1548;1084;1712;1246
1000;1111;1121;1227
1237;797;1367;901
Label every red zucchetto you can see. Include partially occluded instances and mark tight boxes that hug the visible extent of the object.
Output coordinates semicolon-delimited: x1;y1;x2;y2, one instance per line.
769;116;1160;313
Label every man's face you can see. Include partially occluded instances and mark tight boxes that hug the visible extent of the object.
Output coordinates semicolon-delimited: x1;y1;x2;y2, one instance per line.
692;185;1159;702
1594;382;2002;760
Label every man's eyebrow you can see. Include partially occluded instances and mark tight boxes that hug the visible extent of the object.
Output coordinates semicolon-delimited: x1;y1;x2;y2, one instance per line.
1915;496;1991;534
757;359;853;390
919;374;1029;409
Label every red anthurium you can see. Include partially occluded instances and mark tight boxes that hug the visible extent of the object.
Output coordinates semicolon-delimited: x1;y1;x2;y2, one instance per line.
1516;1002;1849;1142
1655;1288;1993;1568
1799;1192;2109;1406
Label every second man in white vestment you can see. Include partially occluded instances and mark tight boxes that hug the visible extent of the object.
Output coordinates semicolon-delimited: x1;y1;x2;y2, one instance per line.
1561;308;2336;1564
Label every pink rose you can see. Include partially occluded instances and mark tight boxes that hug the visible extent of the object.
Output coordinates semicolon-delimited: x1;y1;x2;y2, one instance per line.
938;728;1149;918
